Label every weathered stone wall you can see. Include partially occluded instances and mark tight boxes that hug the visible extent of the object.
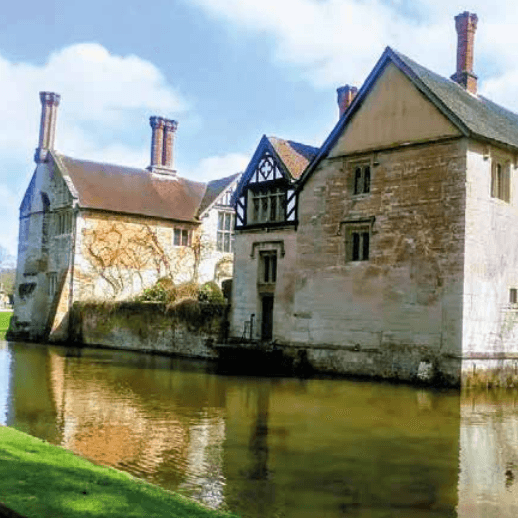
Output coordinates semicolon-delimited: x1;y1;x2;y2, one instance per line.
10;161;74;341
73;302;224;359
463;141;518;361
230;227;297;340
73;211;197;301
290;138;466;381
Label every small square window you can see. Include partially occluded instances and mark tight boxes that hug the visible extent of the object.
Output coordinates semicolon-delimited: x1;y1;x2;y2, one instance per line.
510;288;517;304
174;228;191;247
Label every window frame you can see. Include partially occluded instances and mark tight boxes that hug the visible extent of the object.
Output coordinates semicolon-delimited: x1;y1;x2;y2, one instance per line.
352;163;371;196
54;210;72;236
249;185;287;224
340;217;375;263
491;159;511;203
217;211;235;253
259;251;278;284
173;228;192;247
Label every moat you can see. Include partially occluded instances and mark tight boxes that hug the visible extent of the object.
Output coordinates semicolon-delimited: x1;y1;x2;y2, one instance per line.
1;340;518;517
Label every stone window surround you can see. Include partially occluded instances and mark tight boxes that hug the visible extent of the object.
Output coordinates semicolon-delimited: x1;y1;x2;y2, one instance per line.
338;217;375;263
346;156;375;197
251;240;284;293
490;154;511;203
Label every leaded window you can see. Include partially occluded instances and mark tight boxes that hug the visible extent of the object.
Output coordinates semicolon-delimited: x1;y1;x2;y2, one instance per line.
250;188;286;223
217;212;234;252
353;165;371;195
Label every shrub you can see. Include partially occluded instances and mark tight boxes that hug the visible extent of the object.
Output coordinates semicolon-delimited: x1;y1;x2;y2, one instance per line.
198;281;225;304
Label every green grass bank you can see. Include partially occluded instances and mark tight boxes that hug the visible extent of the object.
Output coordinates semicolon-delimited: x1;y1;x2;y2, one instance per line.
0;311;12;340
0;426;239;518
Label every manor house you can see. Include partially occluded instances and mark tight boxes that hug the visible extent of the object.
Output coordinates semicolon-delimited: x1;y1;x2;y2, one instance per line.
230;12;518;385
10;95;239;342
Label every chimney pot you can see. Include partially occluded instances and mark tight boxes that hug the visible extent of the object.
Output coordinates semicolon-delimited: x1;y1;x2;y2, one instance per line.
451;11;478;94
35;91;61;163
337;85;358;118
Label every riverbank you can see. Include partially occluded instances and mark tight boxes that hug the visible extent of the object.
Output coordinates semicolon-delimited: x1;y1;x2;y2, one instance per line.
0;311;11;340
0;426;239;518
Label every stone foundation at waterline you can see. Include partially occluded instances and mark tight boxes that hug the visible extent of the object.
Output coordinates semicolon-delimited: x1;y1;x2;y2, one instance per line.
72;301;226;359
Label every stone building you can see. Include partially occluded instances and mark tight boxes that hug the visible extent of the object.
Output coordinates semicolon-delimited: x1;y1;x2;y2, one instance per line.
9;93;239;342
230;12;518;385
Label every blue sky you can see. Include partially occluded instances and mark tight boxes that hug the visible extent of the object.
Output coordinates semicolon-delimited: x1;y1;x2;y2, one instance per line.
1;0;518;256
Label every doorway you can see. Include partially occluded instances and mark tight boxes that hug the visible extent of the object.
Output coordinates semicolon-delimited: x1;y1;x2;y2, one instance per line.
261;295;274;341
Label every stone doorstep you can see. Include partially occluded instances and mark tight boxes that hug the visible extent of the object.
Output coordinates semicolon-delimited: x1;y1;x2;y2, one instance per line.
0;502;28;518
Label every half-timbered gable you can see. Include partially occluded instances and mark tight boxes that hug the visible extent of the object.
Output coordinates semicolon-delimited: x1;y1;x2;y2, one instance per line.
234;136;317;229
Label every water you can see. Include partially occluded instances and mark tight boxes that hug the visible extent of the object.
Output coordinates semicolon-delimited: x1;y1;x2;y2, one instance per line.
0;340;517;517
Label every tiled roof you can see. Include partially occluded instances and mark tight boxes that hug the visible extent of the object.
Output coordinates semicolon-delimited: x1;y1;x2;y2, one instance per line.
199;173;241;215
54;154;207;222
268;137;319;179
392;48;518;150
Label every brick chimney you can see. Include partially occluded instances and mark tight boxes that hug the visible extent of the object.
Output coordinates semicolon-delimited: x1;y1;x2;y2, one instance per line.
34;91;61;163
162;119;178;171
149;116;165;171
148;116;178;175
450;11;478;95
337;85;358;118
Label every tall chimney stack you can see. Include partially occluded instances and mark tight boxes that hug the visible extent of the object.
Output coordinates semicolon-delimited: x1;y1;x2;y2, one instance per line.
149;116;165;171
451;11;478;95
34;91;61;163
162;119;178;171
337;85;358;118
148;116;178;175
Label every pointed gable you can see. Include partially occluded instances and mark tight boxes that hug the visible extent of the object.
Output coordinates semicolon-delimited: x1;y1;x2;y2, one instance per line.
299;46;518;191
234;135;317;228
329;61;461;157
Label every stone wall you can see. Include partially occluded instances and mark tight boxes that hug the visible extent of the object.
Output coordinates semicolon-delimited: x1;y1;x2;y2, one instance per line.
463;140;518;357
230;227;297;340
10;161;74;341
72;302;226;359
292;139;466;362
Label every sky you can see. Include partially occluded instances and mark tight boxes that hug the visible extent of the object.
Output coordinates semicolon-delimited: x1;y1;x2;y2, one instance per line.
1;0;518;257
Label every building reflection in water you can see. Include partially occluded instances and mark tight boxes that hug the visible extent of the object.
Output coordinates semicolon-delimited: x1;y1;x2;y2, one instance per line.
4;342;518;517
458;391;518;518
0;342;11;425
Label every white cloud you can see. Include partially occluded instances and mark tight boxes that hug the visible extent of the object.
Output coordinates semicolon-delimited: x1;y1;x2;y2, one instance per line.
187;152;249;182
187;0;518;111
0;43;191;257
0;183;20;257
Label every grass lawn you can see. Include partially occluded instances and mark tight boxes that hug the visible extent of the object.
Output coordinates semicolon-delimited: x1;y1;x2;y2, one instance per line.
0;426;239;518
0;311;12;340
